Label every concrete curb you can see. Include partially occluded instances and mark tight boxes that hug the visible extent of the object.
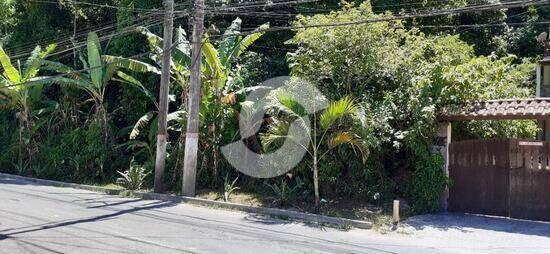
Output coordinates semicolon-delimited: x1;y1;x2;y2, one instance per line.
0;173;372;229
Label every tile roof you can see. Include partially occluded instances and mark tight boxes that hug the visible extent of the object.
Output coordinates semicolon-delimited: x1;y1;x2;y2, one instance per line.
438;98;550;121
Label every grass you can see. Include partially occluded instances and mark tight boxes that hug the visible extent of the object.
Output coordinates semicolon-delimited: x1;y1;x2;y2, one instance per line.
96;183;124;190
193;187;403;231
102;183;405;232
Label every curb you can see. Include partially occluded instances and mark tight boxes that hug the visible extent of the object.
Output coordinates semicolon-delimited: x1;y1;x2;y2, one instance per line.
0;173;372;229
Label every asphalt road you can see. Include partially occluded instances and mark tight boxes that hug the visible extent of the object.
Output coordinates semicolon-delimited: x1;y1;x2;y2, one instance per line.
1;176;550;254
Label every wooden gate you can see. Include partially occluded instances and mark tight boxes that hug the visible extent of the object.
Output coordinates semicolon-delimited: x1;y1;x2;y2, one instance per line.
449;139;550;221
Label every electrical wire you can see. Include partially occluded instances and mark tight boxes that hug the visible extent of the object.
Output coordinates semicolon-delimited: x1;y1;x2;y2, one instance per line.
201;0;549;29
7;12;164;60
216;0;550;36
417;20;550;28
1;39;187;89
28;0;166;14
8;10;191;64
3;0;549;88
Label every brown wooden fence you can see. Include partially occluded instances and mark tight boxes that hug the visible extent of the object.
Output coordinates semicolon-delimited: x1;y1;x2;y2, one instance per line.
449;139;550;221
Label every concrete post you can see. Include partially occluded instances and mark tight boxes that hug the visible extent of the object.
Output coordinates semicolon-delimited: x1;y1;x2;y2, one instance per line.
433;121;451;211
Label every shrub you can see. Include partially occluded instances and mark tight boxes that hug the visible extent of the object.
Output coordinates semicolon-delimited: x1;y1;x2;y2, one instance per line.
223;174;240;202
406;153;450;213
117;161;150;190
265;176;304;206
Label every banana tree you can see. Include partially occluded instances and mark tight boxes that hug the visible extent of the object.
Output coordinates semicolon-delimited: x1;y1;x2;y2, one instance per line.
138;18;269;180
0;44;56;163
261;96;371;207
43;32;160;143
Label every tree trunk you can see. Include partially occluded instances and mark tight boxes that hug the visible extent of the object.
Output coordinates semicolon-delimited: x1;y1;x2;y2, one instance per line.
20;105;34;166
313;156;320;207
18;117;24;169
212;123;218;180
96;103;110;145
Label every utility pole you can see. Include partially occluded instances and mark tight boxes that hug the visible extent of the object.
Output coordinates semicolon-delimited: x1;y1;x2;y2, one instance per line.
182;0;205;196
153;0;174;193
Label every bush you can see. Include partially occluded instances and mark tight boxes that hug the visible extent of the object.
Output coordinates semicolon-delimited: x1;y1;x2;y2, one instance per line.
406;153;449;213
37;122;118;182
0;113;18;173
265;176;305;206
117;161;150;190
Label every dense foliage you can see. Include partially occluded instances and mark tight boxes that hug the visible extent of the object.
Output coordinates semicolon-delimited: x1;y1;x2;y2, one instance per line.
0;0;545;213
289;2;537;211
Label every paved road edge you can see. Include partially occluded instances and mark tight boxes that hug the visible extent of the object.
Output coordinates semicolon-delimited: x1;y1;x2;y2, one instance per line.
0;173;372;229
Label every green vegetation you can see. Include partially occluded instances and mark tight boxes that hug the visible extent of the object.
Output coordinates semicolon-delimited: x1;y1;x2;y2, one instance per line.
0;0;545;215
116;160;151;190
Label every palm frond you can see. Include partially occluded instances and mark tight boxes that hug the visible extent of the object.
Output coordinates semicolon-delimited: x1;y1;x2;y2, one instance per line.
174;26;191;56
223;23;269;68
203;40;224;79
167;110;186;123
103;63;118;85
260;119;291;151
260;118;309;152
225;23;269;68
137;26;163;54
238;23;268;54
102;55;160;74
172;27;192;68
87;32;104;88
218;18;242;64
26;76;93;88
130;112;155;139
0;46;21;83
273;93;307;117
139;26;190;68
23;44;56;80
328;131;369;162
319;96;358;130
42;60;75;73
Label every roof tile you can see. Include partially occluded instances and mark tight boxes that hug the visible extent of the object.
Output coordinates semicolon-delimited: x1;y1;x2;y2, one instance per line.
439;98;550;121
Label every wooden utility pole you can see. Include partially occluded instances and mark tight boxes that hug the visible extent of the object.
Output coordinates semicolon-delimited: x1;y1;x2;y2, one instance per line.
153;0;174;193
182;0;205;196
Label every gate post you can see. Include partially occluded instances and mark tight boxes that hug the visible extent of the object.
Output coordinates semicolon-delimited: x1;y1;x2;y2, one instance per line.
433;121;451;211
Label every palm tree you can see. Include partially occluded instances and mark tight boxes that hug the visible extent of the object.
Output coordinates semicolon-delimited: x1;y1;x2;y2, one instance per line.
44;32;159;143
0;44;56;163
261;95;371;207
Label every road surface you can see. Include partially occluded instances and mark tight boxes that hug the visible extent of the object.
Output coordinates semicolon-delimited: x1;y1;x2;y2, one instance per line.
1;176;550;253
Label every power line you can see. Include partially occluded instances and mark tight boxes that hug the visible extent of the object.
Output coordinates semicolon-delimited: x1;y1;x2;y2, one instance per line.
203;0;319;11
1;19;208;90
7;16;162;63
219;0;550;36
418;20;550;28
28;0;165;14
8;11;190;64
201;0;549;30
7;12;164;60
443;4;545;34
4;0;549;88
9;0;196;61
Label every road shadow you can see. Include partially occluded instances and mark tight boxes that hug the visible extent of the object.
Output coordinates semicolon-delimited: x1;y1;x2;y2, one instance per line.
0;200;180;238
0;177;40;186
403;212;550;237
242;213;294;225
